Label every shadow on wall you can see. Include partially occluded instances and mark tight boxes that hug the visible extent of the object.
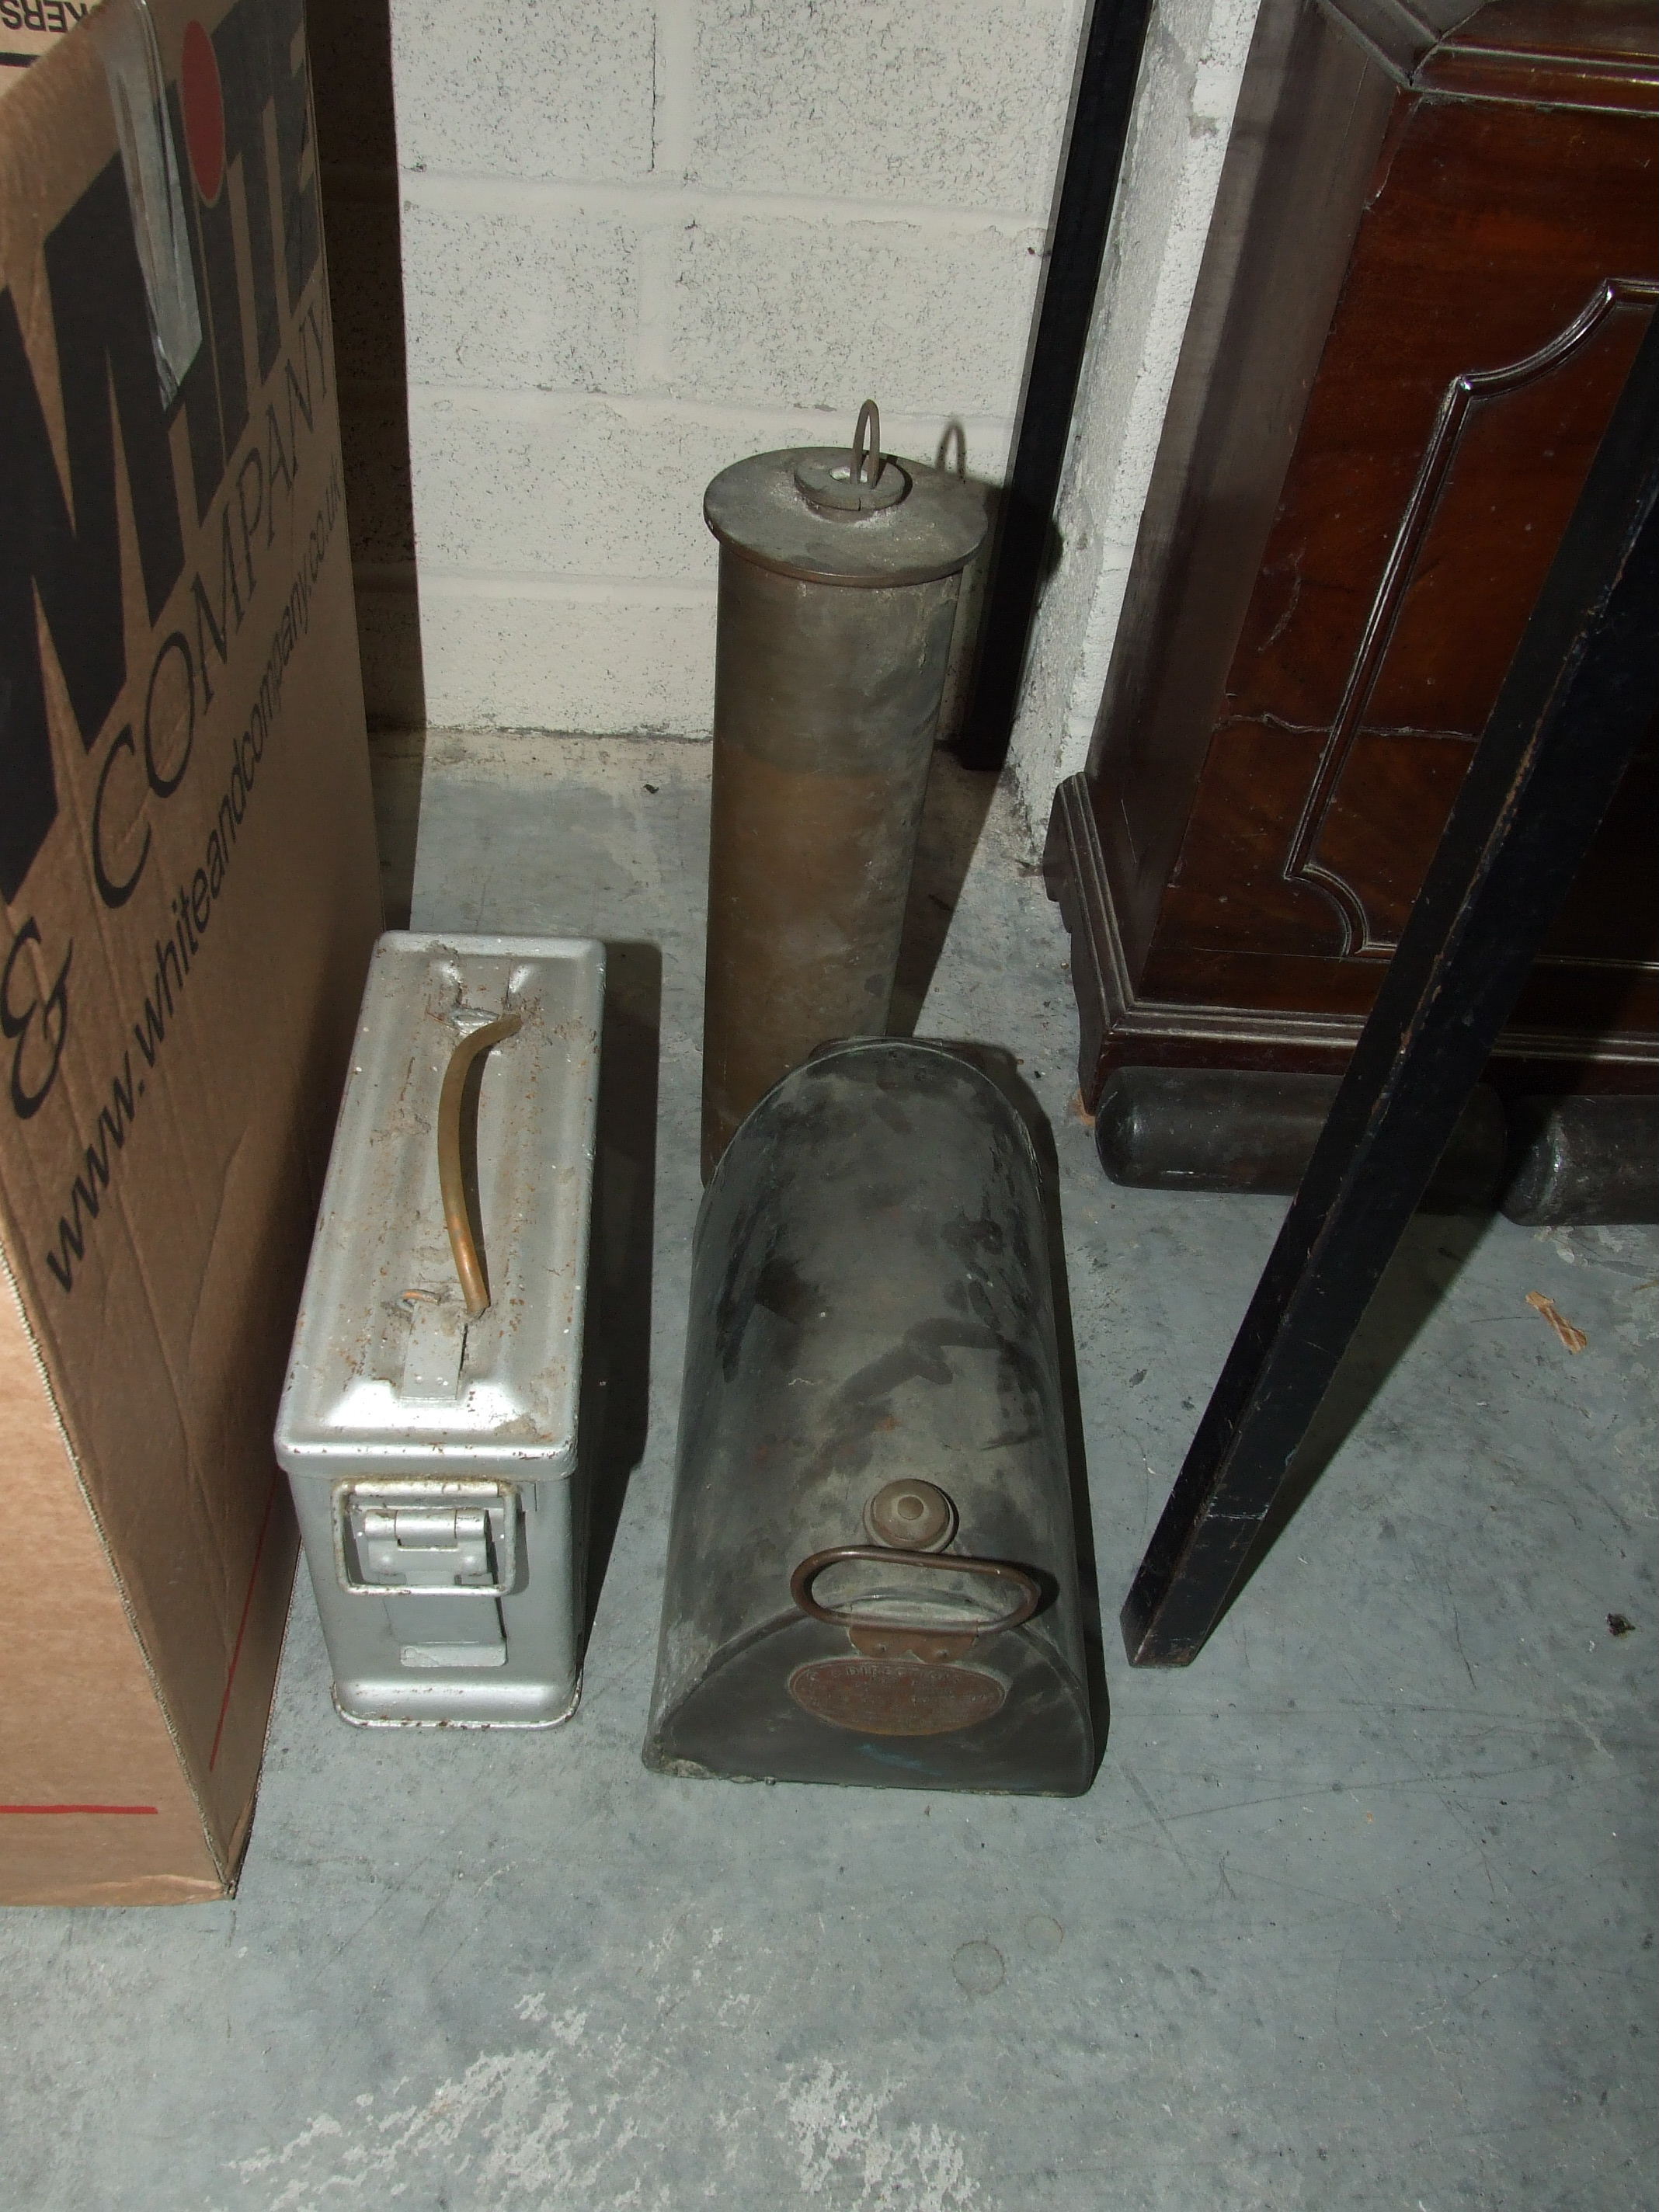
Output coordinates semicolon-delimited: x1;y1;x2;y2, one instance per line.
885;423;1014;1030
889;751;1000;1036
308;0;428;917
933;418;1003;756
950;431;1066;775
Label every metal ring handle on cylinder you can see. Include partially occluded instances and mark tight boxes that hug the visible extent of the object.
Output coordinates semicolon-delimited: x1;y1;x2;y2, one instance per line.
850;399;882;488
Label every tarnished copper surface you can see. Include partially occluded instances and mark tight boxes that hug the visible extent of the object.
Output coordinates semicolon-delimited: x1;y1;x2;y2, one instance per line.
704;439;984;587
697;416;987;1177
864;1479;957;1551
787;1657;1008;1736
702;736;925;1173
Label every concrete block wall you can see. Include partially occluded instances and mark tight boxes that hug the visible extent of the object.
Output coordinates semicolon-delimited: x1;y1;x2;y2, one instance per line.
1003;0;1262;829
350;0;1090;737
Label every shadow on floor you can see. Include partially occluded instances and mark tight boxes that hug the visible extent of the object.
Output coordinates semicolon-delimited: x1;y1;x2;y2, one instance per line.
581;941;663;1641
889;752;1001;1035
1223;1203;1497;1613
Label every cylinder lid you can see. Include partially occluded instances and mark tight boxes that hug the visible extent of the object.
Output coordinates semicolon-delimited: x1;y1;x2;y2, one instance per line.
705;445;988;587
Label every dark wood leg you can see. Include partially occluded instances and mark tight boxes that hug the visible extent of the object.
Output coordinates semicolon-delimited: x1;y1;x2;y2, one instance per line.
1122;315;1659;1666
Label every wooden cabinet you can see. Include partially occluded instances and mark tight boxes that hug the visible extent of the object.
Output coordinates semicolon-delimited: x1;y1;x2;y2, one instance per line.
1046;0;1658;1107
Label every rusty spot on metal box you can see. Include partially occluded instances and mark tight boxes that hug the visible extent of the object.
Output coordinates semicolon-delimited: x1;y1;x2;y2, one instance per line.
788;1657;1006;1736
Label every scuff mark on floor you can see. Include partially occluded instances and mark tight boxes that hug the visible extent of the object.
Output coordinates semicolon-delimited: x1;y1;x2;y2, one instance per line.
781;2059;979;2210
225;2009;665;2212
224;2014;981;2212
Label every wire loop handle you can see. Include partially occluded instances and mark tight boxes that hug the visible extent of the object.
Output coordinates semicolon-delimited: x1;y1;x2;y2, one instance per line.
437;1012;522;1319
790;1545;1040;1638
850;399;882;487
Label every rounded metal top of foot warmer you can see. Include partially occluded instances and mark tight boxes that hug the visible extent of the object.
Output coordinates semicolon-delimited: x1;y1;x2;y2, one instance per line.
643;1039;1097;1796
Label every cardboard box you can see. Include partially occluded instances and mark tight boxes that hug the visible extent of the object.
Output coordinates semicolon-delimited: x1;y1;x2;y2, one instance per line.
1;2;95;100
1;0;381;1902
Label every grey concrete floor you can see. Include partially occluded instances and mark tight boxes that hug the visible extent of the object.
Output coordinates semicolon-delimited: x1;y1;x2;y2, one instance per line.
2;732;1654;2212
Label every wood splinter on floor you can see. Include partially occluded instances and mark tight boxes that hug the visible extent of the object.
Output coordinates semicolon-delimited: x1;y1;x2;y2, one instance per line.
1526;1291;1588;1353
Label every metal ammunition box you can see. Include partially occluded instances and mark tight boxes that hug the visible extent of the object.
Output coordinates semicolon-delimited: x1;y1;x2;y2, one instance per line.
276;931;603;1727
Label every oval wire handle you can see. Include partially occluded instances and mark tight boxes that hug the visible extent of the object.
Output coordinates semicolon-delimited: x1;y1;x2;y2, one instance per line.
791;1545;1040;1638
437;1011;521;1319
850;398;882;486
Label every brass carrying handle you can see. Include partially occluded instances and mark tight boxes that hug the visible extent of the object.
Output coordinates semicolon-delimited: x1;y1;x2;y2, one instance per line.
790;1546;1040;1637
436;1011;521;1320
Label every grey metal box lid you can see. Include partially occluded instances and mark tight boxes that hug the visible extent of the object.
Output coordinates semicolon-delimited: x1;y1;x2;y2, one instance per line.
276;932;604;1479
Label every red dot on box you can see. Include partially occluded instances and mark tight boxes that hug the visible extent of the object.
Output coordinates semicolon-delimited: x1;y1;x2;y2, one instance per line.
181;19;225;207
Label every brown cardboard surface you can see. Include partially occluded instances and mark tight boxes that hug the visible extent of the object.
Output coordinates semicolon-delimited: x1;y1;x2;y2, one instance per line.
0;1271;221;1902
0;0;381;1902
0;3;91;99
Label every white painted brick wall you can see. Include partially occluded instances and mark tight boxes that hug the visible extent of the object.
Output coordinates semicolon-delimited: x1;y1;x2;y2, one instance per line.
400;203;640;390
1004;0;1263;831
339;0;1264;783
392;0;658;181
374;0;1083;734
687;0;1085;207
663;218;1046;416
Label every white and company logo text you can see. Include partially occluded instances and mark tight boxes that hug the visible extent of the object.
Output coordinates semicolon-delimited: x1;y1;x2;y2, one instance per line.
0;0;341;1292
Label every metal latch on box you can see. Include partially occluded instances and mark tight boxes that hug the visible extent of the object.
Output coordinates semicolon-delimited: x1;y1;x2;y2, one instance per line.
357;1504;495;1587
335;1481;519;1596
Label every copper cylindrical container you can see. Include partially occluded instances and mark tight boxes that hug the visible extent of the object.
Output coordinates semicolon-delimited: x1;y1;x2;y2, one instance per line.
699;405;986;1176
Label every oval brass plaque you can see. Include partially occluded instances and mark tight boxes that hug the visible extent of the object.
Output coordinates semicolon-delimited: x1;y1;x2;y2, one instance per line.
788;1657;1007;1736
